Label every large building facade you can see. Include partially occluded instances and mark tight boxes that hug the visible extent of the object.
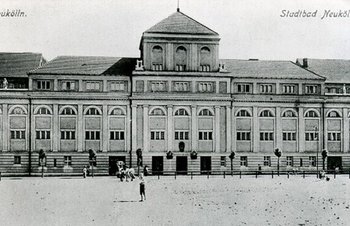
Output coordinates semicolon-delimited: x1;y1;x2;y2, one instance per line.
1;10;350;176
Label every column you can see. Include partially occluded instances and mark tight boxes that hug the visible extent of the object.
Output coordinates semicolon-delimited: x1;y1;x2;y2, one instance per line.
253;106;259;152
103;80;108;92
52;104;59;152
215;106;220;152
2;104;8;151
343;108;349;153
78;80;83;92
53;79;58;91
276;107;282;150
131;105;137;152
102;104;108;152
77;104;83;152
125;105;131;152
166;43;173;70
29;103;34;152
231;106;236;152
322;107;327;151
191;105;197;151
226;106;232;152
167;105;173;152
298;107;305;152
143;105;149;152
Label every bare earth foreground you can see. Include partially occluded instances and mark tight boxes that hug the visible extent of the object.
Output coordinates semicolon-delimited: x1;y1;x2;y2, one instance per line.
0;175;349;226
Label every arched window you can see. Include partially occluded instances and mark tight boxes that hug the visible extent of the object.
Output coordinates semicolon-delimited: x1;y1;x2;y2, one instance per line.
282;110;296;117
85;107;101;115
198;109;213;116
200;47;211;72
175;46;187;71
10;107;26;115
110;108;125;116
236;109;251;117
327;111;341;118
174;109;189;116
60;107;76;115
259;110;274;117
150;108;165;116
36;107;51;115
305;110;319;118
151;46;163;71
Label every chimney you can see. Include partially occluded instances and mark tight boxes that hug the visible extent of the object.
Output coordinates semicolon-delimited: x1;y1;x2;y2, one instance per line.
302;58;308;68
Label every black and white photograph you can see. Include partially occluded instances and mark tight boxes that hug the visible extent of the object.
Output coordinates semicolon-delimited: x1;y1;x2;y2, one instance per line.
1;0;350;225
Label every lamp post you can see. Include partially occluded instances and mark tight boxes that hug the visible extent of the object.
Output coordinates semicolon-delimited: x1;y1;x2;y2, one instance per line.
315;126;319;177
274;148;282;176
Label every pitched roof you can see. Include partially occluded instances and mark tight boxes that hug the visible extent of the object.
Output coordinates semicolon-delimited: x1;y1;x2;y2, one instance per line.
144;10;218;35
296;59;350;83
30;56;137;75
0;52;44;77
221;59;325;80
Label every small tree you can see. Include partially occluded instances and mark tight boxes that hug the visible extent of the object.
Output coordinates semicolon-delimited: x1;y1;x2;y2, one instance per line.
88;149;97;177
274;148;282;176
190;150;198;159
38;149;46;178
229;151;235;174
321;149;328;170
166;151;173;159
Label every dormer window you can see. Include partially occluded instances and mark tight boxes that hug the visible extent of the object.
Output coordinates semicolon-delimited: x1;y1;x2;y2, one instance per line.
151;46;163;71
200;47;211;72
37;80;51;90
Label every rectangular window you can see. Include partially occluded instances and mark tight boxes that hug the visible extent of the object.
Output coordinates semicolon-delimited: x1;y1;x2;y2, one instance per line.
36;130;51;140
305;132;319;141
282;84;297;94
61;130;76;140
86;82;101;91
198;82;214;93
240;156;248;167
175;131;189;140
85;131;101;140
237;84;251;93
64;156;72;166
152;64;163;71
283;132;296;141
220;156;226;167
328;132;341;141
260;132;274;141
14;156;21;165
173;82;190;92
61;81;76;91
110;81;126;91
110;131;125;140
150;81;167;92
198;131;213;140
175;64;186;71
263;156;271;167
199;65;210;72
309;156;316;167
10;130;25;139
305;85;318;94
286;156;294;166
150;131;165;140
37;80;51;90
259;84;273;93
237;132;251;141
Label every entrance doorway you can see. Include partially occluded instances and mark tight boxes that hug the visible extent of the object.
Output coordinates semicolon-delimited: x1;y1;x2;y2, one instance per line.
176;156;188;175
152;156;164;175
327;156;342;172
200;156;211;174
109;156;126;176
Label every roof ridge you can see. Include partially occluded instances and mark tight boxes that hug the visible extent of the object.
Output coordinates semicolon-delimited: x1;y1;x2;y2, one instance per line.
178;11;218;35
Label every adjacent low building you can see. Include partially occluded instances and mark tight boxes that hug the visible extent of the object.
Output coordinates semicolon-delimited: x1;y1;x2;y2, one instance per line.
0;10;349;176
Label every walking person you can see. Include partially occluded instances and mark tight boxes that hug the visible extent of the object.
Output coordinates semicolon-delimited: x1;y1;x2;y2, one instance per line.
83;166;87;178
139;173;146;201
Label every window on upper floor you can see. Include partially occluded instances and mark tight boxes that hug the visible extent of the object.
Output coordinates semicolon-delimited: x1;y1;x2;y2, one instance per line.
151;131;165;140
85;107;101;116
283;132;296;141
236;109;251;117
150;81;167;92
282;84;297;94
174;109;189;116
282;110;297;117
175;46;187;71
110;108;125;116
199;65;210;72
61;81;76;91
325;87;342;94
36;107;51;115
60;107;76;115
37;80;51;90
85;81;101;91
199;47;211;72
173;82;190;92
199;131;213;140
237;132;251;141
259;110;274;117
327;111;341;118
151;46;163;71
110;81;126;91
198;82;214;93
305;85;318;94
10;107;26;115
237;84;251;93
259;84;273;93
198;109;213;116
150;108;165;116
260;132;274;141
305;110;319;118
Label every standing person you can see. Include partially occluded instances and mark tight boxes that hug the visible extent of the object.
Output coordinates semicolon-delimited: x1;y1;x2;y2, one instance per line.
139;173;146;201
83;166;87;178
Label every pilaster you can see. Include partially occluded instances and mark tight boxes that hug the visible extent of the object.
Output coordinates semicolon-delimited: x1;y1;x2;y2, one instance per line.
131;105;137;152
52;104;59;152
2;104;8;151
191;105;197;151
276;107;282;150
215;106;220;152
298;107;305;152
343;108;349;152
77;104;83;152
167;105;173;152
102;105;108;152
253;106;259;152
226;106;232;152
143;105;149;152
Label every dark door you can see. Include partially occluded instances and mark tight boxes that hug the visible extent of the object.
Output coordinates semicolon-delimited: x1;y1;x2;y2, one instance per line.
327;156;342;172
176;156;188;175
152;156;164;175
200;156;211;174
109;156;126;176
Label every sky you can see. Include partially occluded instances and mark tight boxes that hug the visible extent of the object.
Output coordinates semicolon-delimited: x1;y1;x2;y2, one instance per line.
1;0;350;61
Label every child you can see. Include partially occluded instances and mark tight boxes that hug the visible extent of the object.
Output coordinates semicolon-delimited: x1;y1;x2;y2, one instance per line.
139;173;146;201
82;166;87;178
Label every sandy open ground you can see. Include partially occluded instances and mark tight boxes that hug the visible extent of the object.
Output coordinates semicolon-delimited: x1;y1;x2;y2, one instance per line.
0;175;349;226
